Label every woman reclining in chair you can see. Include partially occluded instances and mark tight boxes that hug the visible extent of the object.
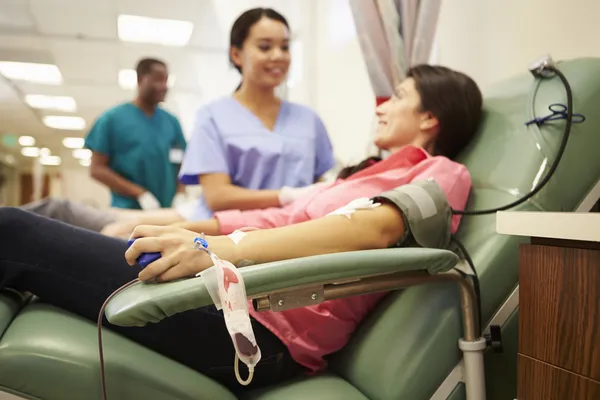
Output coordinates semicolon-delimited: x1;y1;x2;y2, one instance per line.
0;65;482;392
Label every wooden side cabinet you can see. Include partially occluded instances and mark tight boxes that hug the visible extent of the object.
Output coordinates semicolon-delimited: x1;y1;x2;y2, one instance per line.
497;211;600;400
518;239;600;399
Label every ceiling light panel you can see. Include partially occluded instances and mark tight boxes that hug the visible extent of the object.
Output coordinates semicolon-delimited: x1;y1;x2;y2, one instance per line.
0;61;63;85
21;147;40;157
43;116;86;131
62;137;85;149
40;155;61;166
25;94;77;112
18;136;36;146
117;15;194;47
72;148;92;159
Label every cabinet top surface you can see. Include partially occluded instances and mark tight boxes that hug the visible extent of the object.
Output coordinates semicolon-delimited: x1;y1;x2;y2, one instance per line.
496;211;600;242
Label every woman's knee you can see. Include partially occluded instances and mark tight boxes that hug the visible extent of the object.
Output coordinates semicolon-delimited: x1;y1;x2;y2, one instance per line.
0;208;41;247
0;207;35;225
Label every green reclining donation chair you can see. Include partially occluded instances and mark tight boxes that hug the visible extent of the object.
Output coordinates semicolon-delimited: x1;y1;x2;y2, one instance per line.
1;57;599;400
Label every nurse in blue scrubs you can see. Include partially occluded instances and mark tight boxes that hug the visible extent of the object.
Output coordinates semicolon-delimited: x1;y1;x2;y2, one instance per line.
85;58;187;210
179;8;335;221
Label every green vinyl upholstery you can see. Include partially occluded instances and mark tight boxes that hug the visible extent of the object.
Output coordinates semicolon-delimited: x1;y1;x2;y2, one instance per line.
105;248;459;327
1;57;599;400
331;58;600;400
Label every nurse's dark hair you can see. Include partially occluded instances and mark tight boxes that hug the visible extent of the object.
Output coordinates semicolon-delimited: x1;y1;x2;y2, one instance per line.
135;58;167;81
229;8;289;90
337;65;482;179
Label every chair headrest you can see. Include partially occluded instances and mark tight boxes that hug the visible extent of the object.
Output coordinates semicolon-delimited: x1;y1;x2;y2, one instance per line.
456;57;600;213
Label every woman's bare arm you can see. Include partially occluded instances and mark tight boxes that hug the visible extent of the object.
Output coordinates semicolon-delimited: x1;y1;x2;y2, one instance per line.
129;203;406;282
228;203;405;265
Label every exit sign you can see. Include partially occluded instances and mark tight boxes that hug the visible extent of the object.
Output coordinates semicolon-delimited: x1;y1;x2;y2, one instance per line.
1;134;18;148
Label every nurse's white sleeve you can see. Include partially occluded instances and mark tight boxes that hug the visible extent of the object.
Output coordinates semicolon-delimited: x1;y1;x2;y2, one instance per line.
179;107;229;185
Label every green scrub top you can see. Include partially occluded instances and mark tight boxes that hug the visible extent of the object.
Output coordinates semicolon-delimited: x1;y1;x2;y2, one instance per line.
85;103;187;209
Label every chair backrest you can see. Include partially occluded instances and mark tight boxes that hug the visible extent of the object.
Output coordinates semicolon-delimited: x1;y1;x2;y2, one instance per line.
329;58;600;400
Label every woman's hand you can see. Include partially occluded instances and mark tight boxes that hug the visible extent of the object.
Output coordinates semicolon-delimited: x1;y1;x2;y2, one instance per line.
125;225;236;282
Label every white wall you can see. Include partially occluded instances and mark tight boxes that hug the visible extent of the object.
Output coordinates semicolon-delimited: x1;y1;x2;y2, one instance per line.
59;167;111;208
436;0;600;89
309;0;375;166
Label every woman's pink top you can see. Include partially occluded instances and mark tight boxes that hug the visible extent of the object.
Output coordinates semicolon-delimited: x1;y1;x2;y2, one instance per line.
214;145;472;372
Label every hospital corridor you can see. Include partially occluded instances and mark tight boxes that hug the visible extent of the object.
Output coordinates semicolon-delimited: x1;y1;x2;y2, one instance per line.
0;0;599;399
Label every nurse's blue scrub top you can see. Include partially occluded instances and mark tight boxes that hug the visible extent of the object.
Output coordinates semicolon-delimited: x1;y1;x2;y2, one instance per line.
179;97;335;221
85;103;187;209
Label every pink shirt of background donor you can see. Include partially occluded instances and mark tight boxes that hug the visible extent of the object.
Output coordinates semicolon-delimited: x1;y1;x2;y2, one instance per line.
214;145;472;373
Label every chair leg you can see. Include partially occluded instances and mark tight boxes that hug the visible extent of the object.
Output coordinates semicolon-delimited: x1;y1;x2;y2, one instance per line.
460;337;487;400
453;270;487;400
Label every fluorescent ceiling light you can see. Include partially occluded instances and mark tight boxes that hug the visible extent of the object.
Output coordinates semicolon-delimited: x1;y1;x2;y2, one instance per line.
0;61;63;85
72;148;92;159
118;69;136;90
21;147;40;157
62;137;85;149
40;155;61;166
43;116;86;131
117;14;193;46
118;69;176;90
25;94;77;112
18;136;36;146
4;154;15;164
79;158;91;167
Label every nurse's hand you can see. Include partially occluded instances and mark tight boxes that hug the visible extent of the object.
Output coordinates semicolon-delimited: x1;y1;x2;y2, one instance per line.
172;192;188;208
278;182;329;205
101;220;139;239
138;191;161;210
125;225;236;282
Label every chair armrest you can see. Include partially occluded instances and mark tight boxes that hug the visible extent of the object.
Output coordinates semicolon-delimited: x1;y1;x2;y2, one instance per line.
105;248;459;327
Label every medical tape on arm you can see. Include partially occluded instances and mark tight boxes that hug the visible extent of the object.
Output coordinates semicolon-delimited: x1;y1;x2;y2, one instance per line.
227;228;260;268
228;229;249;244
326;198;382;218
194;235;261;386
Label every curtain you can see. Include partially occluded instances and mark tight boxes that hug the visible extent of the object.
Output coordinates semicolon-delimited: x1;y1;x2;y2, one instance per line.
349;0;442;105
349;0;441;157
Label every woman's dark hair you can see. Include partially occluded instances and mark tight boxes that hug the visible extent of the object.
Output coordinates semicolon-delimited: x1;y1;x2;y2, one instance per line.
336;156;382;179
229;8;289;75
337;65;483;179
408;64;483;160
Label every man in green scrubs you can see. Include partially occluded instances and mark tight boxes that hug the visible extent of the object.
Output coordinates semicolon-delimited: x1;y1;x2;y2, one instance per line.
85;58;187;210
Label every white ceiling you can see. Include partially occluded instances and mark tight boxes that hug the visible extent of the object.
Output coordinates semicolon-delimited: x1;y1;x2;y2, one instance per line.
0;0;306;168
